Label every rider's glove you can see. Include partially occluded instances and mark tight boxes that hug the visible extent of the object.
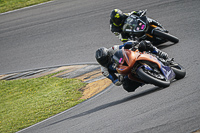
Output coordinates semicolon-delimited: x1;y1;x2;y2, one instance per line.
118;75;124;82
113;79;122;86
114;32;120;36
131;10;146;16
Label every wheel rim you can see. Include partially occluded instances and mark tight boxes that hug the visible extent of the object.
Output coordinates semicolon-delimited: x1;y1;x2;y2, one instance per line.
143;68;166;81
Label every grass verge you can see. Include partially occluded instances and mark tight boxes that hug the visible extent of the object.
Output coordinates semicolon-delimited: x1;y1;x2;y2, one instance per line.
0;73;87;133
0;0;52;13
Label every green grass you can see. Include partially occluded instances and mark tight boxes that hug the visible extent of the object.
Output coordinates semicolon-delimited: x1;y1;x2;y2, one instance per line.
0;0;52;13
0;0;88;132
0;74;87;133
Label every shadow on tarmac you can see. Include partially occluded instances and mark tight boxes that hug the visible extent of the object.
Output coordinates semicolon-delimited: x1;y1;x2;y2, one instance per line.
45;86;165;127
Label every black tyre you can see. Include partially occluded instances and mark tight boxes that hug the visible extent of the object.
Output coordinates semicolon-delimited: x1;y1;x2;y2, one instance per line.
170;63;186;79
153;29;179;43
137;68;170;88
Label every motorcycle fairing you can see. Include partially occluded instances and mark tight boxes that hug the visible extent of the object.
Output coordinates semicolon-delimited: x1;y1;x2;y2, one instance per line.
115;49;175;81
160;64;175;81
135;52;175;80
116;49;139;75
123;16;147;34
138;54;175;80
136;52;162;68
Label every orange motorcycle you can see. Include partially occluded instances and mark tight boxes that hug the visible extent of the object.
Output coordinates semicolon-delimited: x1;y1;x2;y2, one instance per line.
112;48;186;87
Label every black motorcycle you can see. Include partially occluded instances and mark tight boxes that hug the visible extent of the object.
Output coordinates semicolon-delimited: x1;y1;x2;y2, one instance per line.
123;9;179;45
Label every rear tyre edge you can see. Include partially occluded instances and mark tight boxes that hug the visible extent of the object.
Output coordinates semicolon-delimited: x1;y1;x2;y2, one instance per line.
153;29;179;43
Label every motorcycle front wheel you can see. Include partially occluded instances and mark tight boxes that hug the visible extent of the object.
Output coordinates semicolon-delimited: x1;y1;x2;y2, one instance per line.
153;29;179;43
170;63;186;80
137;68;170;88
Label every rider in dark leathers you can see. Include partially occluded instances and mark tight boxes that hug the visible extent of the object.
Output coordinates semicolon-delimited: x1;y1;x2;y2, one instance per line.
95;40;169;92
110;9;168;43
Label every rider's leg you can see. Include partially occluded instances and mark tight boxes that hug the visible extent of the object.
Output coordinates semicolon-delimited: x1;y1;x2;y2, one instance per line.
122;77;142;92
138;40;168;59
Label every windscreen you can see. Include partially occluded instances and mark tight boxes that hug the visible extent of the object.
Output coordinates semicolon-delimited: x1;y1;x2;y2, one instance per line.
123;16;146;33
123;16;137;32
113;50;124;65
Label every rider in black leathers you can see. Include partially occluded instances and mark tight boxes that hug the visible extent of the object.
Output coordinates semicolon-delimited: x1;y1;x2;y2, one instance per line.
110;9;168;43
95;40;169;92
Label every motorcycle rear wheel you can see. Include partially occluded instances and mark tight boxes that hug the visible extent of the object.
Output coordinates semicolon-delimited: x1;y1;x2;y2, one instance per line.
137;68;170;88
153;29;179;43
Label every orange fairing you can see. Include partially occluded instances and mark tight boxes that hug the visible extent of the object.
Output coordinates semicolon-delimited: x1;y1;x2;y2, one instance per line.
116;49;161;75
116;49;140;75
150;24;157;28
136;52;161;68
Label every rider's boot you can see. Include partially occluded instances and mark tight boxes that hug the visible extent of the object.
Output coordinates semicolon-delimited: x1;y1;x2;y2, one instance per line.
152;47;177;66
139;40;169;60
141;41;175;66
152;47;169;60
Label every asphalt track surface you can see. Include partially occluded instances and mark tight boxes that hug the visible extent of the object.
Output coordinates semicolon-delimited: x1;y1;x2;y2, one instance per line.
1;0;200;133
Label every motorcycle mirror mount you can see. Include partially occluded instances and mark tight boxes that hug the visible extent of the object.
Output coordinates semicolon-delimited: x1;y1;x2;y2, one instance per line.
140;9;147;17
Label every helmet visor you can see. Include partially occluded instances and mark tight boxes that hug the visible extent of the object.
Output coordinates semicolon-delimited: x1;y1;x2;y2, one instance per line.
112;18;123;26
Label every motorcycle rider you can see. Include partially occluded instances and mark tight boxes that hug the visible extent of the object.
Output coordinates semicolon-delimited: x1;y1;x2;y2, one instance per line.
110;9;168;43
95;40;169;92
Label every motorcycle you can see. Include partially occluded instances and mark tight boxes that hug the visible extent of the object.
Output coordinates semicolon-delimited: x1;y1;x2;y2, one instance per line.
122;9;179;45
112;47;186;87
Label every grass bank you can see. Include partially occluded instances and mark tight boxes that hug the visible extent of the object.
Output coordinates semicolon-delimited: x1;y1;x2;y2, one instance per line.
0;0;52;13
0;1;88;132
0;73;87;133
